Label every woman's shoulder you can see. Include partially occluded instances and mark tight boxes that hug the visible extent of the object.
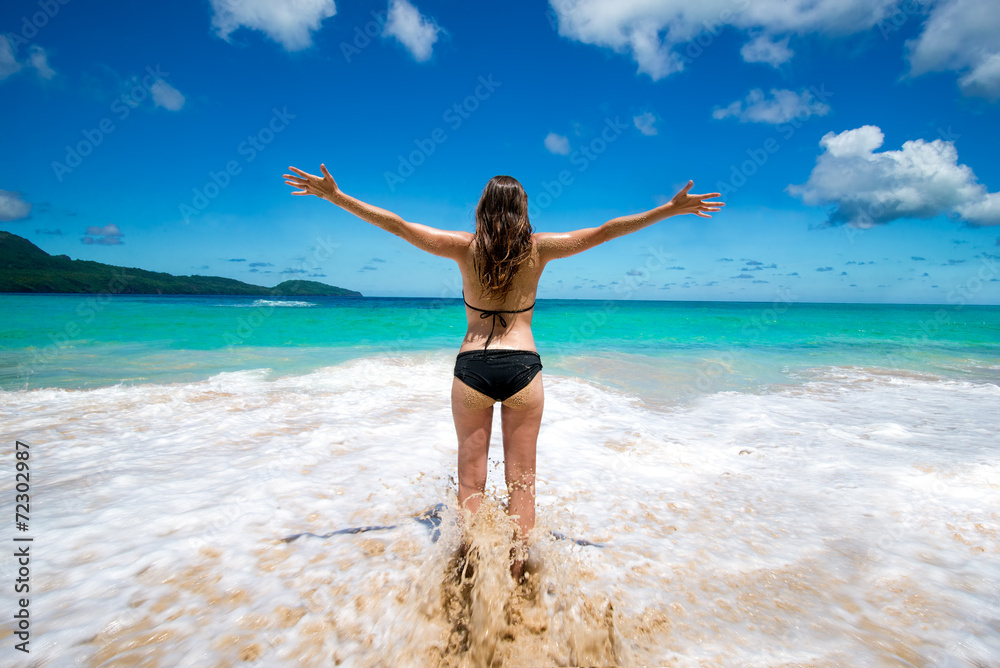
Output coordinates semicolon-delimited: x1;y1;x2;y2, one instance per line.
531;232;563;262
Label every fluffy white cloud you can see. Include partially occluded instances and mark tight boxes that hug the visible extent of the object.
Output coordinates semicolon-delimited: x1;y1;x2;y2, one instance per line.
0;190;31;221
210;0;336;51
151;80;186;111
544;132;570;155
633;112;657;136
740;34;793;67
384;0;443;62
788;125;1000;227
956;193;1000;225
817;125;884;157
548;0;899;80
713;88;830;124
905;0;1000;100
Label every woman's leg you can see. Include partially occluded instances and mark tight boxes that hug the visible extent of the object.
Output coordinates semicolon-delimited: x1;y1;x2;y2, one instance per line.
500;372;544;580
452;377;497;516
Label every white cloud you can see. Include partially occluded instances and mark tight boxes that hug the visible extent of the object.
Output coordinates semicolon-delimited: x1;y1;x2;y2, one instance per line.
28;46;55;79
958;52;1000;101
86;223;123;237
151;80;186;111
905;0;1000;100
818;125;884;157
82;223;125;245
713;88;830;124
788;125;1000;227
0;38;56;81
0;37;24;80
956;193;1000;226
633;112;657;136
740;34;793;67
384;0;443;62
0;190;31;221
548;0;899;80
210;0;336;51
544;132;570;155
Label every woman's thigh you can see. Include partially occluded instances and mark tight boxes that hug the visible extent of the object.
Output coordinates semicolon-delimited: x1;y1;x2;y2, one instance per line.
500;372;544;474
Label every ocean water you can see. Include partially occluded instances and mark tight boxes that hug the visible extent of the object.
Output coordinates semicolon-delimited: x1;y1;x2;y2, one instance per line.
1;294;998;666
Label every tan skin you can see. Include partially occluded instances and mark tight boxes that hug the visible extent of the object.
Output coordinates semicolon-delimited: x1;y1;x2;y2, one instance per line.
284;164;724;580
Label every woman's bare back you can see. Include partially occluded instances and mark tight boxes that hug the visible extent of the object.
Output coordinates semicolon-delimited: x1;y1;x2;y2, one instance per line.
456;235;547;355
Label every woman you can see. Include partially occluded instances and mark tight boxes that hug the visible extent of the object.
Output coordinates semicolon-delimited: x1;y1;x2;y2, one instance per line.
283;165;724;581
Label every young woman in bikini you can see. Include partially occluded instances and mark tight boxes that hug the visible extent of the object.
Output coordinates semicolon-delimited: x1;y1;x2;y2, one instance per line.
284;164;724;581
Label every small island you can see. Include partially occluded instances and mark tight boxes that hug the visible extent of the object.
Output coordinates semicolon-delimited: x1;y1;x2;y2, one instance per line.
0;232;362;297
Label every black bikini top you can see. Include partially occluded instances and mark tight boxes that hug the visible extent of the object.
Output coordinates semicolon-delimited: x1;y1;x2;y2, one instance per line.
462;291;535;350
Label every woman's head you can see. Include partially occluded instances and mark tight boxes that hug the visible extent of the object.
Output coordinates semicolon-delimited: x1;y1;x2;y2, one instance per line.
473;175;534;301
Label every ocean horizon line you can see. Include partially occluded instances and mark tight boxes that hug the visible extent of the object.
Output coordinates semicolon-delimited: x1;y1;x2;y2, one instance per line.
2;292;997;308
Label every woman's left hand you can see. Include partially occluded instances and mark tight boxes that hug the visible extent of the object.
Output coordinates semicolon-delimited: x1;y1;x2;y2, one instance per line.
284;164;341;201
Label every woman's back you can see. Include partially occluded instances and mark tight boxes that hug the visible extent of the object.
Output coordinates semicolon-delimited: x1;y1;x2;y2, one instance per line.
457;234;547;354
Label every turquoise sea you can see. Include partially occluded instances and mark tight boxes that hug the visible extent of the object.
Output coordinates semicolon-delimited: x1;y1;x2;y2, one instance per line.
1;294;998;666
3;294;998;396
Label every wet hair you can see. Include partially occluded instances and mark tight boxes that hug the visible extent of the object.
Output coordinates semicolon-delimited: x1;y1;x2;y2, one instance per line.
472;175;534;302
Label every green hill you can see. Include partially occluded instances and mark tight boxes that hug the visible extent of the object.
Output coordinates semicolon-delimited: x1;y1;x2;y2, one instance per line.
0;232;363;297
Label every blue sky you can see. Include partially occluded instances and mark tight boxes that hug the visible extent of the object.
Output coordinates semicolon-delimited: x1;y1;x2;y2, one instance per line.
1;0;999;304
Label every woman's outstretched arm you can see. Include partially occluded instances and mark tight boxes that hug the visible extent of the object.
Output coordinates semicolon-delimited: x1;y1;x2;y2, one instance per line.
536;180;724;262
284;164;471;260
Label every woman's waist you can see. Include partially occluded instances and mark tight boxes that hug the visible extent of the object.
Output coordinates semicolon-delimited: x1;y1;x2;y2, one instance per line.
458;329;537;355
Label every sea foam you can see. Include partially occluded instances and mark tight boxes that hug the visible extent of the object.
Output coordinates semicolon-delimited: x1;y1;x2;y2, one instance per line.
0;355;997;666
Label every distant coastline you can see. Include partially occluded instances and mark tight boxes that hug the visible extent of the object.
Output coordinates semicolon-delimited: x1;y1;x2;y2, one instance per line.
0;232;362;297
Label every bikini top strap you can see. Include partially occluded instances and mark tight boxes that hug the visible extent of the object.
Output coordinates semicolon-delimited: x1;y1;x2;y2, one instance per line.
462;291;536;350
461;291;535;315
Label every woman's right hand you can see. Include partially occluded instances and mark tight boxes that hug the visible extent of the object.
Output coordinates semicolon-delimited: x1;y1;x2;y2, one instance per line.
668;180;725;218
284;164;342;202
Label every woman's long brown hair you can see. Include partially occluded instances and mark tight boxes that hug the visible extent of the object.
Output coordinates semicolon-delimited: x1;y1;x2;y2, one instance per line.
472;175;534;302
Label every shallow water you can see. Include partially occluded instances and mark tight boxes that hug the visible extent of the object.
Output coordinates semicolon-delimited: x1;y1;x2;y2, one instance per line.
1;354;998;666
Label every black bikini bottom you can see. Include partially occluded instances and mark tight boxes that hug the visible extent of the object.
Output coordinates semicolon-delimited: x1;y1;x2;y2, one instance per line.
453;349;543;402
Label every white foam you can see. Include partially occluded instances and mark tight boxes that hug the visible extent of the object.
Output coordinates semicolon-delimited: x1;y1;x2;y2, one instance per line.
231;299;318;308
1;356;997;665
